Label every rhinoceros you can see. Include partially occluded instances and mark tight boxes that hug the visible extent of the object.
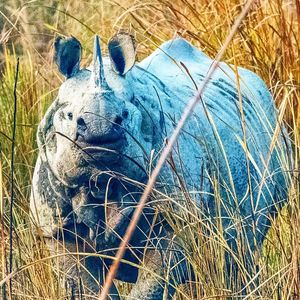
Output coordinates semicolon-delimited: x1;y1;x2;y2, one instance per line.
30;33;291;299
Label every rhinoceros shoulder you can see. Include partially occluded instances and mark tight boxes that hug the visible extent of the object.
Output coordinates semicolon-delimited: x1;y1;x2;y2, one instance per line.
137;38;210;77
150;38;208;62
137;38;275;116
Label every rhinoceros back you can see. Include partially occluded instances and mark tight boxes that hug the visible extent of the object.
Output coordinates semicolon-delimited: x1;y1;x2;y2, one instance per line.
131;38;291;247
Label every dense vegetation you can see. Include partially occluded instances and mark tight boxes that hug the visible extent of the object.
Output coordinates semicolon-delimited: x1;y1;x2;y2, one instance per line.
0;0;299;298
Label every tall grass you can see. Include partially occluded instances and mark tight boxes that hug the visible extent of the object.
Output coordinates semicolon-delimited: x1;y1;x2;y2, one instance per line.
0;0;299;299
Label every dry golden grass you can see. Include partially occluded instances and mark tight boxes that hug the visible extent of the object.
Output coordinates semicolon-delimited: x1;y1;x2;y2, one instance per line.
0;0;299;299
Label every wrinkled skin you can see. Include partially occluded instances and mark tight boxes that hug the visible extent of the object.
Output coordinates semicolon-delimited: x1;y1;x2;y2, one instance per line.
30;34;292;299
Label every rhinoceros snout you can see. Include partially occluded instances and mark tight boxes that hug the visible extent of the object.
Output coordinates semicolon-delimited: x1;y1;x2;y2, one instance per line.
76;112;125;145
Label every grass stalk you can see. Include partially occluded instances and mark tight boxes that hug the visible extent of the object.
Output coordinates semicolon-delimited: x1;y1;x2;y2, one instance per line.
8;57;19;299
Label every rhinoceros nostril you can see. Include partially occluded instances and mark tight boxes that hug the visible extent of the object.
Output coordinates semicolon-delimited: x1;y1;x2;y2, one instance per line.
77;116;87;131
114;115;123;125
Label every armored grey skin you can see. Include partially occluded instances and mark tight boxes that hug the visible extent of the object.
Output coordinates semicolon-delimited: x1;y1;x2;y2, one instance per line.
30;33;291;299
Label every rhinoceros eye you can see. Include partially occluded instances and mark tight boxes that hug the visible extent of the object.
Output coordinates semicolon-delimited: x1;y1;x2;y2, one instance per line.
67;112;73;120
122;109;129;119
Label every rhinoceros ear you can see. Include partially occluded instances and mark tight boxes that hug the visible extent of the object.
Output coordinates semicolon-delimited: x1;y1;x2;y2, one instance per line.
108;33;136;75
54;36;82;78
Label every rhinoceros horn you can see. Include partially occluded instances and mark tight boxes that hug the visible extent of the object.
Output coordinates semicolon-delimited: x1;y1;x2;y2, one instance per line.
92;35;109;90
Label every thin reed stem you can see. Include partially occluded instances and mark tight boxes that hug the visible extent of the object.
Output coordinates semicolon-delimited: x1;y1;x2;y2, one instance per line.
9;57;19;299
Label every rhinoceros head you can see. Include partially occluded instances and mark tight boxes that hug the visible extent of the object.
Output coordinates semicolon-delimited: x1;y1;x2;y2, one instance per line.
38;34;153;190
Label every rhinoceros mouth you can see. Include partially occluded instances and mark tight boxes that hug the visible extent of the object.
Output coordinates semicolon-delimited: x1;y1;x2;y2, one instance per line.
83;142;125;153
73;136;127;166
77;138;126;154
75;132;126;151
